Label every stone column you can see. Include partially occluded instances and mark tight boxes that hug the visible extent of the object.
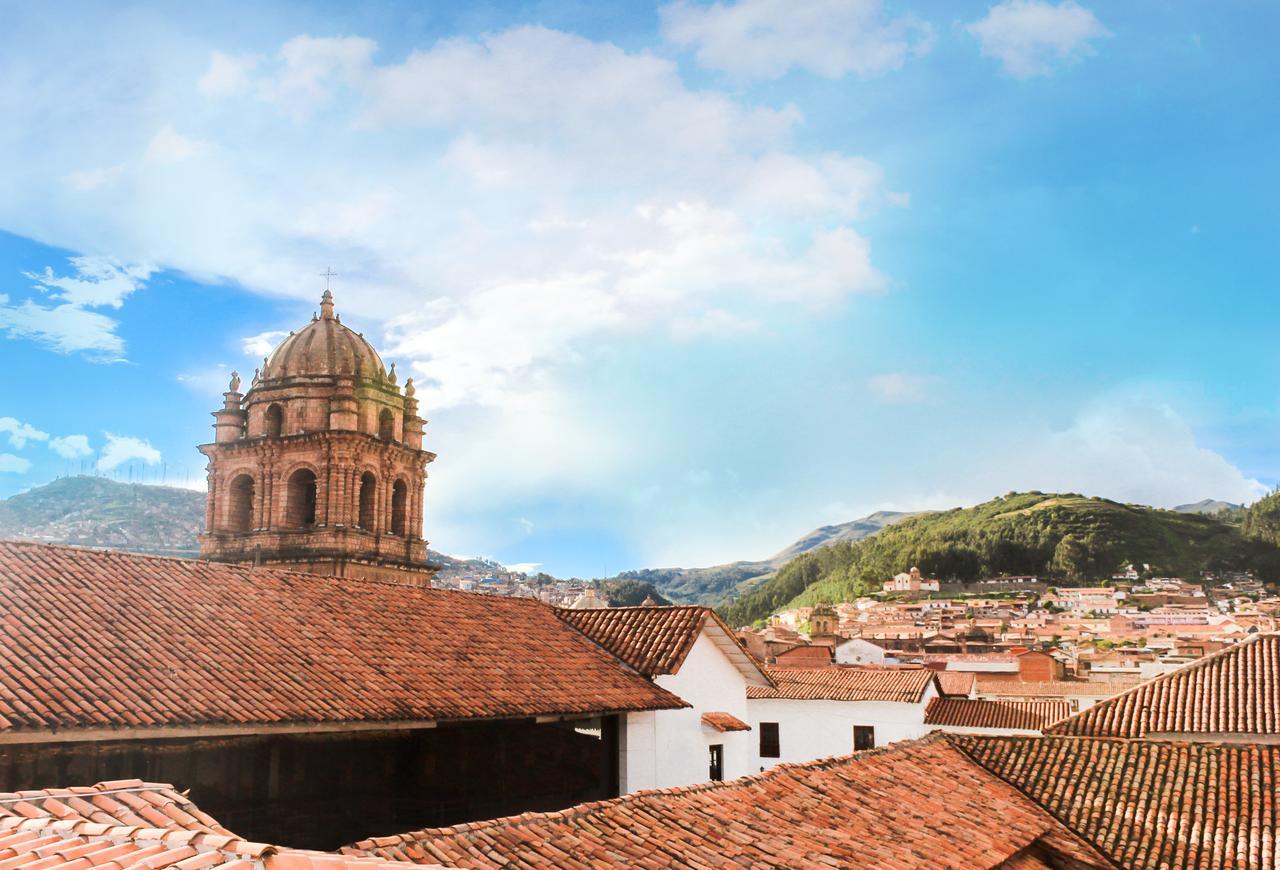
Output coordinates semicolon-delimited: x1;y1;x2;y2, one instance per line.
205;466;217;532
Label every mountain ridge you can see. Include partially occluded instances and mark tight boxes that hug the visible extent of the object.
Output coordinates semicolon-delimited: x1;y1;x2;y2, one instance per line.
721;491;1280;626
0;476;916;604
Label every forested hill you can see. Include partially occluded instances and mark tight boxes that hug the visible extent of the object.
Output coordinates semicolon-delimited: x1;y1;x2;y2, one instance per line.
606;511;917;605
0;475;206;555
0;476;489;576
722;491;1280;627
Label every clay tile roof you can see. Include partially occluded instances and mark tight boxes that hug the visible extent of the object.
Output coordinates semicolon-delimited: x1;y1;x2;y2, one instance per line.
955;735;1280;870
1045;632;1280;738
925;698;1070;731
342;735;1110;869
938;671;976;697
0;815;444;870
747;666;937;704
0;782;231;835
553;605;709;677
0;541;685;736
700;712;750;732
977;679;1132;698
555;605;771;686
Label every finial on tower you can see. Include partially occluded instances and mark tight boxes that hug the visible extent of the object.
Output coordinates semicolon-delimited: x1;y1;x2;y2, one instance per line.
388;362;398;384
319;267;338;320
228;370;241;393
404;377;415;398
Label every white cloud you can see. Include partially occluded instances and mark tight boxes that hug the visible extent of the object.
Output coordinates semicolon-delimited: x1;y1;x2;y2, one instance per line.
973;398;1268;508
64;164;126;191
967;0;1109;78
506;562;541;574
0;22;900;551
661;0;933;79
98;432;161;470
1;257;151;361
261;35;376;118
868;372;934;404
241;330;289;358
24;256;151;308
198;51;259;96
0;454;31;474
0;295;126;359
144;125;211;163
1;27;894;406
48;434;93;459
0;417;49;449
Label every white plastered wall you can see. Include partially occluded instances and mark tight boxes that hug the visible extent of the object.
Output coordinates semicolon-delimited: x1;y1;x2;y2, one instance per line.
747;682;937;772
620;631;754;792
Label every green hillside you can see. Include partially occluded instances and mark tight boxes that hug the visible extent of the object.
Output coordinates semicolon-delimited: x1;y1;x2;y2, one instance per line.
605;511;914;605
721;491;1280;626
0;475;206;555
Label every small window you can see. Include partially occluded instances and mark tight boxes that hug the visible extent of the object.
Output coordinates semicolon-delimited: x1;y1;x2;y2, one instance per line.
759;722;780;758
378;407;395;441
854;725;875;751
708;744;724;782
286;468;317;528
390;479;408;536
265;404;284;438
227;474;254;532
357;472;376;530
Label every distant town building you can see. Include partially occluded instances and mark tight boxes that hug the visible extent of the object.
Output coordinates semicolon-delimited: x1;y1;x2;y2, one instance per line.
883;566;940;593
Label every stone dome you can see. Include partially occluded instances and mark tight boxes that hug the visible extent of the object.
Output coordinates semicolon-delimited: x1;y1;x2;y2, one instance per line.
259;291;388;381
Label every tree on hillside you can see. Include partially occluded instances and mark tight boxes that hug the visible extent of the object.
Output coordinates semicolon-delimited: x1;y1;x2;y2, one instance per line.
1052;534;1091;581
1244;492;1280;547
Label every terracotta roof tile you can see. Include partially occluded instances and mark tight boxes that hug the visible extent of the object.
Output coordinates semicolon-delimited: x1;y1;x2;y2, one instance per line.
977;679;1132;698
553;606;709;677
342;735;1109;869
1046;633;1280;737
925;698;1070;731
747;666;936;704
0;783;229;835
554;605;771;689
0;817;445;870
956;735;1280;870
938;671;976;697
700;712;750;732
0;541;685;736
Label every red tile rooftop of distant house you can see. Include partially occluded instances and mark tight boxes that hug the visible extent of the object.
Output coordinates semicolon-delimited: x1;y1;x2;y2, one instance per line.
747;666;937;704
925;698;1070;731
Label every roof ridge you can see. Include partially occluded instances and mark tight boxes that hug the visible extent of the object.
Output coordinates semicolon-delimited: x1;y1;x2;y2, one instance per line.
0;782;181;804
0;539;561;604
347;734;955;849
0;815;273;858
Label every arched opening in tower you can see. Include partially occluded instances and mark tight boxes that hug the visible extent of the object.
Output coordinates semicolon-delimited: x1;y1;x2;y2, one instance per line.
265;403;284;438
390;479;407;536
378;408;395;441
227;474;255;532
287;468;318;527
358;472;377;530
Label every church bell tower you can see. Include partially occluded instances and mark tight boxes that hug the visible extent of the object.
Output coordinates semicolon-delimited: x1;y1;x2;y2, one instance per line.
198;289;437;586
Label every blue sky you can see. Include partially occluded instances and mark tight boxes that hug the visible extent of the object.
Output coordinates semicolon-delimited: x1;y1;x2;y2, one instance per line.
1;0;1277;576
